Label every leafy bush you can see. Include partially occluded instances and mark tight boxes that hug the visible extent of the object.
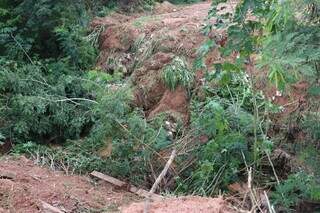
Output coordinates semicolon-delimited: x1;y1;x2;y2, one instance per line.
225;105;254;135
179;76;259;195
191;100;228;139
175;50;273;195
0;0;177;188
162;56;194;90
271;172;320;211
12;91;174;185
198;71;269;138
54;25;97;70
206;0;320;91
202;1;320;211
176;132;249;196
0;0;95;60
0;59;97;144
6;71;173;186
260;27;320;91
119;0;156;12
0;0;116;145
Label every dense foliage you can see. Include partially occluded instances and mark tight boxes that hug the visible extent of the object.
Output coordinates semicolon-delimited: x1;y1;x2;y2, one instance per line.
0;0;102;145
162;56;194;90
0;60;94;144
201;0;320;210
271;172;320;211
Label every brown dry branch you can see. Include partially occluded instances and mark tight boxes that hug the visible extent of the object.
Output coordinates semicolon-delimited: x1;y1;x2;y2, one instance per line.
144;149;176;213
90;171;163;201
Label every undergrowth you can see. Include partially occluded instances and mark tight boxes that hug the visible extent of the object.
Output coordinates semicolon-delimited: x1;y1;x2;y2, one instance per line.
12;87;174;186
271;172;320;211
162;56;194;90
174;70;273;196
200;0;320;211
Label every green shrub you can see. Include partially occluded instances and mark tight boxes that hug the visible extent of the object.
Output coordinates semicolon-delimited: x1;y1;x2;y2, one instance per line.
1;1;86;59
191;100;228;139
298;146;320;178
12;97;174;186
54;25;97;70
162;56;194;90
0;0;116;145
176;132;249;196
181;86;257;196
176;62;272;196
271;172;320;211
120;0;156;12
225;105;254;135
8;81;173;185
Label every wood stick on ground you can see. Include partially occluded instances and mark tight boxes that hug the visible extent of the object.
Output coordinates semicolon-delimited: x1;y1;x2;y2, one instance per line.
90;171;163;201
144;149;176;213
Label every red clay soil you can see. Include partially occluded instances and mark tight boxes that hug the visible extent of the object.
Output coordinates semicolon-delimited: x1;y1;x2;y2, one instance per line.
131;52;174;110
0;156;236;213
247;60;309;123
92;1;217;122
121;196;235;213
148;86;190;124
0;156;138;213
93;1;212;64
91;1;241;123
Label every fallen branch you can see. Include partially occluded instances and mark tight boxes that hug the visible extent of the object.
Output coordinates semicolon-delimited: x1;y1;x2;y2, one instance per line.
144;149;177;213
90;171;162;201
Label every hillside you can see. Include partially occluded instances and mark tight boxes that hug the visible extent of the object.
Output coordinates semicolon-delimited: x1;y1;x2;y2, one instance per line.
1;0;320;212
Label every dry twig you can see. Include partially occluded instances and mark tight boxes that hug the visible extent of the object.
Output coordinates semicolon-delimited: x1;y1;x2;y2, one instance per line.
144;149;176;213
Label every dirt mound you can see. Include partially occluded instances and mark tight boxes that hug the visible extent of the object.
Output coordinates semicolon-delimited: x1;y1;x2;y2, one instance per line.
121;196;235;213
0;156;137;212
132;52;174;110
94;2;216;122
149;86;189;123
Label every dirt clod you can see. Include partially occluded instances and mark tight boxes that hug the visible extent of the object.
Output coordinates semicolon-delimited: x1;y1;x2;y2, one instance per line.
149;86;189;123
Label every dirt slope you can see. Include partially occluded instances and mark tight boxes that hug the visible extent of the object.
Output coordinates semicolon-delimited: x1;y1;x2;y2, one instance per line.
0;156;138;213
92;1;223;123
0;156;234;213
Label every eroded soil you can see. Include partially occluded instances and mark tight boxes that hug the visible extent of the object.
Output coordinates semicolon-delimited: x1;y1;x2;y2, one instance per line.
92;1;220;123
0;156;138;213
0;156;233;213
